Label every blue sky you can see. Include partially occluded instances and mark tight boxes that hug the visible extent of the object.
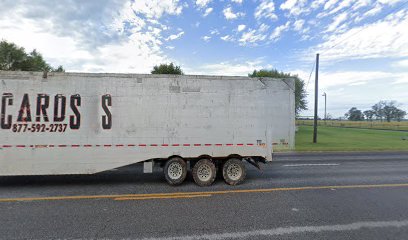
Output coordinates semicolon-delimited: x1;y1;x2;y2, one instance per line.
1;0;407;117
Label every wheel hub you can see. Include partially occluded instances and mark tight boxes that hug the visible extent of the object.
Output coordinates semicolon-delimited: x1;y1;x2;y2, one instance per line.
168;162;183;180
227;163;242;181
197;164;212;181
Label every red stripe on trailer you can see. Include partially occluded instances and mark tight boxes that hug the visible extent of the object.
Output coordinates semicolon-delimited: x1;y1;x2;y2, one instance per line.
48;145;55;147
205;144;212;146
139;144;147;147
161;144;169;146
150;144;158;147
127;144;135;147
194;144;201;146
237;144;244;146
226;144;233;146
16;145;26;148
246;143;254;146
116;144;124;147
104;144;112;147
95;145;101;147
215;144;222;146
183;144;190;146
71;145;80;147
58;145;67;147
172;144;180;146
2;145;12;148
84;145;92;147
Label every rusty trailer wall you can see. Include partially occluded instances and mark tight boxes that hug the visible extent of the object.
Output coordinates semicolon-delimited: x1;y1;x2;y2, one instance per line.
0;71;295;176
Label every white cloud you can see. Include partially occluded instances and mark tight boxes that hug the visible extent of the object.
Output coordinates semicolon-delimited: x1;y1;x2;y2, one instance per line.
291;68;408;117
352;0;372;10
0;0;186;73
220;35;234;41
309;9;408;61
311;0;326;9
223;6;245;20
379;0;404;5
319;71;396;88
210;29;220;35
189;59;273;76
270;22;290;41
237;24;246;31
293;19;305;31
280;0;307;16
324;0;340;10
326;12;348;32
196;0;212;8
393;59;408;68
166;31;184;41
327;0;354;15
231;0;243;3
255;0;278;20
202;35;211;42
203;7;213;16
133;0;183;19
239;24;269;45
355;3;383;22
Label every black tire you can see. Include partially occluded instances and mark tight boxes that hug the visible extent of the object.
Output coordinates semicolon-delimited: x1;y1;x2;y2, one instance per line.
222;158;246;185
192;159;217;187
163;157;187;185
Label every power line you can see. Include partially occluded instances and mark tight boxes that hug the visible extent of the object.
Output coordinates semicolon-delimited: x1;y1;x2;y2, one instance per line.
306;60;315;90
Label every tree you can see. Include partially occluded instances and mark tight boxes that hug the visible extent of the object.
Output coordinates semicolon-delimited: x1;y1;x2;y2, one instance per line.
345;107;364;121
371;101;386;121
0;40;63;72
52;65;65;72
363;110;375;121
248;69;307;115
0;41;26;70
151;62;183;75
395;109;407;122
20;49;51;71
371;101;406;122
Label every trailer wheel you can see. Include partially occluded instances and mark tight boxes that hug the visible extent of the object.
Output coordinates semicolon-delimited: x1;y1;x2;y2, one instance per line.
164;157;187;185
192;159;216;186
223;158;246;185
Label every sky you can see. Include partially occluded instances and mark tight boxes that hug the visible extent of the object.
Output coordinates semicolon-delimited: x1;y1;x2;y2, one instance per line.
1;0;407;118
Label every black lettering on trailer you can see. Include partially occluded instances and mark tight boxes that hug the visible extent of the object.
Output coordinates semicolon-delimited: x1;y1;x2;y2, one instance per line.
36;94;50;122
1;93;13;129
101;94;112;129
69;94;81;129
54;94;66;122
17;93;32;122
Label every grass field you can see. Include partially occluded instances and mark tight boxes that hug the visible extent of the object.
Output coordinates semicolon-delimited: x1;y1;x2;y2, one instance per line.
297;120;408;131
295;125;408;151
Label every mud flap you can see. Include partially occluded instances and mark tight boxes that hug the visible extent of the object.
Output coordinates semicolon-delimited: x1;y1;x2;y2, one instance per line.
244;157;263;171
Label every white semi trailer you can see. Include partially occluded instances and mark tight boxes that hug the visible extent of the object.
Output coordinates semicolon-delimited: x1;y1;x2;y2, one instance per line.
0;71;295;186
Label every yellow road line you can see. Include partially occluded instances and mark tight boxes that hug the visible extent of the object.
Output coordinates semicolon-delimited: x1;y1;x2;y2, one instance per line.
114;194;212;201
1;183;408;203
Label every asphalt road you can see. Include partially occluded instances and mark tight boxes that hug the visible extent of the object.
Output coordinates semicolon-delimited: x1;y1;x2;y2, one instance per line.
1;151;408;239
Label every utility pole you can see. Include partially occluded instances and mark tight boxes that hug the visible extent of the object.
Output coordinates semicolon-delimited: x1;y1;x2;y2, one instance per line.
313;53;319;143
322;92;327;124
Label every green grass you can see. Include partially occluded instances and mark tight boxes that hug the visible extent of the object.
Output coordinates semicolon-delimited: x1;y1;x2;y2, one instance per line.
296;125;408;152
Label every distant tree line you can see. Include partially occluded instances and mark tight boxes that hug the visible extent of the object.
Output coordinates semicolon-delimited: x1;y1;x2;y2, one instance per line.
0;40;64;72
345;101;407;122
